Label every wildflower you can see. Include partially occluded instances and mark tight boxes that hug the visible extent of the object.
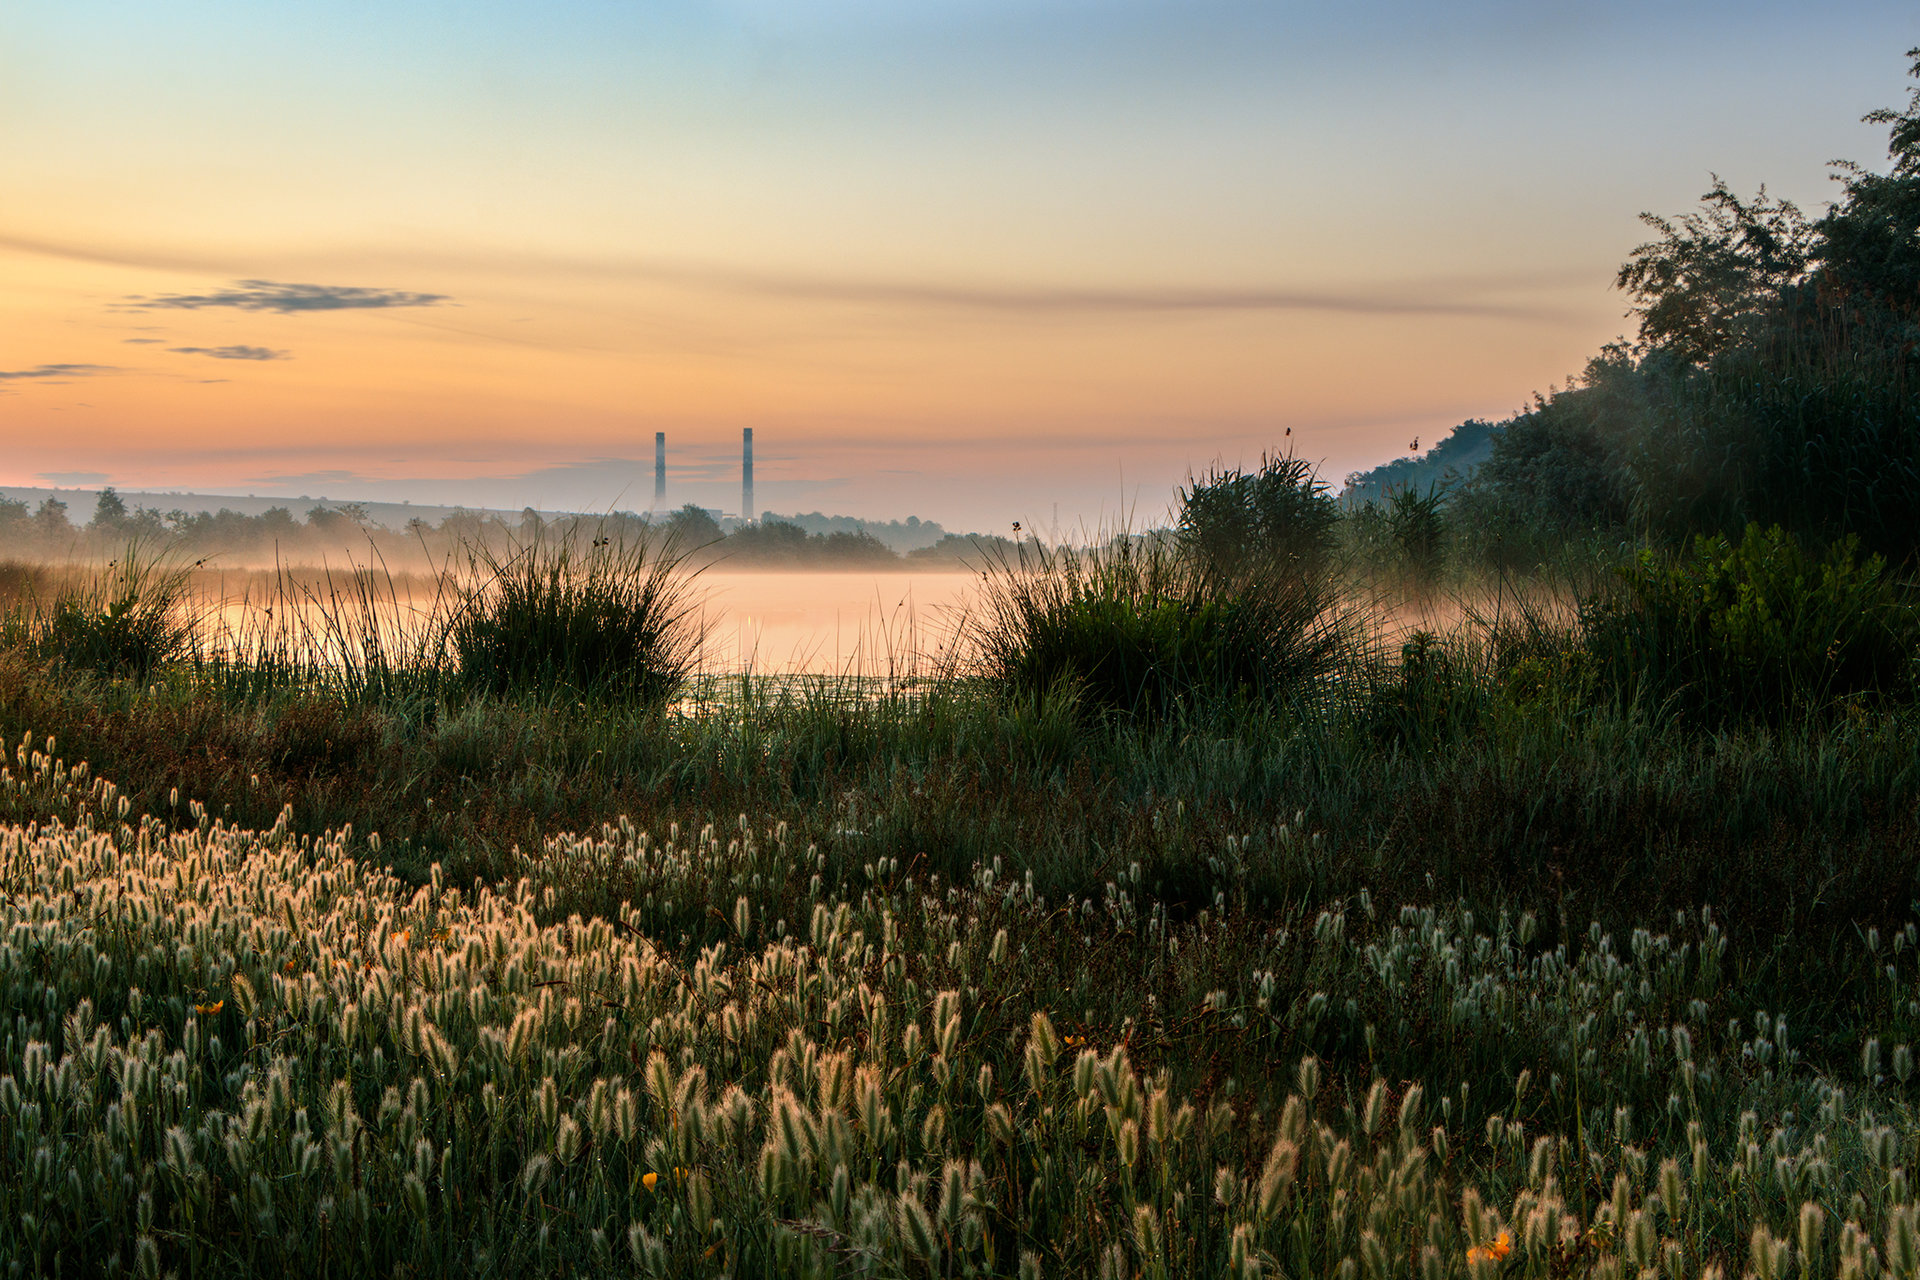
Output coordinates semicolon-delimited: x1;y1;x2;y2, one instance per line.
194;1000;224;1017
642;1172;658;1191
1063;1035;1084;1048
392;930;410;945
283;960;298;975
1467;1232;1512;1265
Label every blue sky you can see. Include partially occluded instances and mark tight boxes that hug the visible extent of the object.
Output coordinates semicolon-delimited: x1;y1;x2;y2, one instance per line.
1;1;1912;525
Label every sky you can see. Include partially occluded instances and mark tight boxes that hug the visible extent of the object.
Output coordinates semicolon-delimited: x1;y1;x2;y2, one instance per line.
2;1;1914;531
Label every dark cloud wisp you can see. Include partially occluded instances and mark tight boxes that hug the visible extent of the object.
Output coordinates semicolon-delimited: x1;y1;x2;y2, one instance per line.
129;280;447;314
169;345;289;361
0;363;114;380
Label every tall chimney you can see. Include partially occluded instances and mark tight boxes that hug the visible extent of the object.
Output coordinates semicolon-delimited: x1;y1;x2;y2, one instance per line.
742;427;755;524
654;432;666;510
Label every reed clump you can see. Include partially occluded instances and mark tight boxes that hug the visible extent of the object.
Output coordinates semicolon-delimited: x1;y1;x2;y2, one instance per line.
0;545;197;681
969;532;1341;719
448;528;703;706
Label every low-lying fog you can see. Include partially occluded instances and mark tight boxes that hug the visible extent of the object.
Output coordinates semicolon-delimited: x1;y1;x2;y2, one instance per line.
691;570;978;674
185;564;986;677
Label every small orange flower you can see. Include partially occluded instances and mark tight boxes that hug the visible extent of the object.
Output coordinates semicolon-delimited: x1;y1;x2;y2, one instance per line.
1063;1035;1084;1048
194;1000;224;1017
1467;1231;1512;1265
391;930;410;945
642;1172;659;1191
283;960;299;975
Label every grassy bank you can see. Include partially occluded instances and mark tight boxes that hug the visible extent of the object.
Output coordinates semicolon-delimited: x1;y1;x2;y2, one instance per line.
1;529;1918;1275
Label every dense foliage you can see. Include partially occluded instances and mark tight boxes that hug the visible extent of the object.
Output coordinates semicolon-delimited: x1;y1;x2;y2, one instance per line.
1579;524;1920;725
1428;50;1920;566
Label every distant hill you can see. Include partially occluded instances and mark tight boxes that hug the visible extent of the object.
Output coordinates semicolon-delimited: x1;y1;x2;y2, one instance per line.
1340;420;1500;503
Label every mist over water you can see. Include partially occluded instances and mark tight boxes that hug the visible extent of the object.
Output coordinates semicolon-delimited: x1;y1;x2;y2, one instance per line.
693;570;978;675
171;563;984;678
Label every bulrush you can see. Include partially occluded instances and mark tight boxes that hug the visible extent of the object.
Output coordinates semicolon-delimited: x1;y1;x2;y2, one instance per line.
3;741;1920;1276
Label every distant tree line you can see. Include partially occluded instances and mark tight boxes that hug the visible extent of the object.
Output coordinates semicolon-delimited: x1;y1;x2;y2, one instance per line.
659;506;1018;567
758;512;949;553
0;488;1013;570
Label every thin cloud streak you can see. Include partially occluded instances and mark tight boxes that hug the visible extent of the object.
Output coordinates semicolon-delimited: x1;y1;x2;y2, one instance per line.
0;363;115;380
3;229;1579;323
370;240;1598;321
683;272;1571;320
0;231;235;274
169;345;289;361
129;280;448;314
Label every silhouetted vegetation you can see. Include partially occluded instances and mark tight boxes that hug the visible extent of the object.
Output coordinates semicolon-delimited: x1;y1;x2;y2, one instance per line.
0;489;1014;572
1449;51;1920;564
719;518;899;566
762;510;950;552
448;529;705;705
1341;418;1499;503
6;46;1920;1280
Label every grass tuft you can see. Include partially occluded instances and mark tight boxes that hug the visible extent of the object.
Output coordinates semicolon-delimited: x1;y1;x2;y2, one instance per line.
449;526;705;705
967;531;1342;719
3;543;196;681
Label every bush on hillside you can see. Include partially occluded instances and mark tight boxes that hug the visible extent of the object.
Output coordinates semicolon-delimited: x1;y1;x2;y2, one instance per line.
1578;523;1919;724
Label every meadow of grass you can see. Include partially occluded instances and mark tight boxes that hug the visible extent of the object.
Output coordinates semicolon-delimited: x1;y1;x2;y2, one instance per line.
1;523;1918;1277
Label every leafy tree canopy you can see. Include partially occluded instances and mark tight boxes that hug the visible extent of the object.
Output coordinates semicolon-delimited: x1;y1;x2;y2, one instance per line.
1620;48;1920;362
1615;179;1814;364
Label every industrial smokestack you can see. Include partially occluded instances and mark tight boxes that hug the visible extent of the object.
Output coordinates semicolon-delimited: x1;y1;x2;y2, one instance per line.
654;432;666;510
742;427;754;524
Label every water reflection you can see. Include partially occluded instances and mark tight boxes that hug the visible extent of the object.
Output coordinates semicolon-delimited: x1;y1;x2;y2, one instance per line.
183;566;983;678
692;570;978;675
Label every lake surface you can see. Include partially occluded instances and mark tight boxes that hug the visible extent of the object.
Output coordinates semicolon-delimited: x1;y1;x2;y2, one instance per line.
189;567;987;677
692;570;981;674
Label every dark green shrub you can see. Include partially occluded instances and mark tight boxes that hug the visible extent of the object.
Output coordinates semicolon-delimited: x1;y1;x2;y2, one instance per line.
1384;484;1447;582
1354;628;1488;749
969;534;1338;719
449;529;704;704
1579;523;1919;723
